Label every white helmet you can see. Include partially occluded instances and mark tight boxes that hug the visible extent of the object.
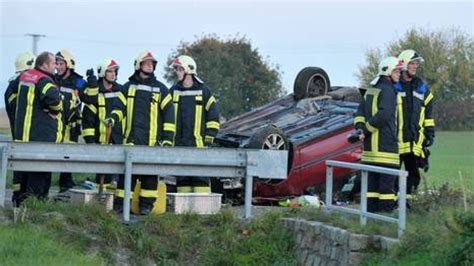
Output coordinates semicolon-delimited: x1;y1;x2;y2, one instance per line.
134;51;157;71
398;49;424;71
55;49;76;69
15;52;35;72
170;55;197;75
378;56;403;76
97;58;119;78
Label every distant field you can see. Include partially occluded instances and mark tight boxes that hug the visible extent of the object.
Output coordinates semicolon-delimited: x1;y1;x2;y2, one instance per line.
0;108;10;134
425;131;474;193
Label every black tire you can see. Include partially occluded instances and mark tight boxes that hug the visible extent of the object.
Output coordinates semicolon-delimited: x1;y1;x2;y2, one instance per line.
247;126;289;185
293;67;331;100
248;126;289;150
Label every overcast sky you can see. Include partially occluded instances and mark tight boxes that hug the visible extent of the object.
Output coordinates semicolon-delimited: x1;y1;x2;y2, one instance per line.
1;0;472;106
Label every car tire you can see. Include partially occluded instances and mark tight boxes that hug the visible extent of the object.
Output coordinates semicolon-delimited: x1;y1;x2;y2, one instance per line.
248;126;289;150
247;126;289;185
293;67;331;100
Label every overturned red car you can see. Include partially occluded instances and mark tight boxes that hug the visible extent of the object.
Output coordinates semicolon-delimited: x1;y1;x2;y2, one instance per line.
214;67;363;199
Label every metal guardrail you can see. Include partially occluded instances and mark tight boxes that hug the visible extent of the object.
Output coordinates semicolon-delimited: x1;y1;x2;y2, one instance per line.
0;142;288;222
325;160;408;238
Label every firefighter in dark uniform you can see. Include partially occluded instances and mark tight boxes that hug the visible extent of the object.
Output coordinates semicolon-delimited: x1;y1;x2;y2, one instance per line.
55;49;86;192
169;55;220;193
14;51;63;205
397;49;435;198
4;52;35;203
353;56;403;213
107;51;175;214
82;58;124;187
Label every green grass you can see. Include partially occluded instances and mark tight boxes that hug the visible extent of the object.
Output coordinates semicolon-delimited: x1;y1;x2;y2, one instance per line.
0;199;297;265
425;131;474;192
0;223;102;265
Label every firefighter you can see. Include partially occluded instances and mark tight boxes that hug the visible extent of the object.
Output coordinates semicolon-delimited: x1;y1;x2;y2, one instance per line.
169;55;220;193
82;58;124;187
4;52;35;203
397;49;435;198
107;51;175;215
353;56;403;213
14;51;63;205
55;49;86;192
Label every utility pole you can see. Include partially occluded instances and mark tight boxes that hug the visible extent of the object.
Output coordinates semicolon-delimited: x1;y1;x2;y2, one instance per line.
25;33;46;55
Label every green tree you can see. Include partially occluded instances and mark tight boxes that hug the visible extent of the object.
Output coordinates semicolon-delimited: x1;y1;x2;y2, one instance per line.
164;35;284;119
356;28;474;130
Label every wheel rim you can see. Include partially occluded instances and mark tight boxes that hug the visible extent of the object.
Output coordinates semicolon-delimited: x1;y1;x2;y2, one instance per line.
306;74;328;97
262;133;286;150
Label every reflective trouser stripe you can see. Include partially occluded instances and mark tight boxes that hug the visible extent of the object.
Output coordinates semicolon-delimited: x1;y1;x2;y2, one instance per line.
379;194;396;200
22;86;35;141
194;95;204;148
125;88;136;142
82;128;95;137
149;93;159;146
367;192;380;198
98;95;107;144
140;189;158;198
115;189;133;199
177;186;211;193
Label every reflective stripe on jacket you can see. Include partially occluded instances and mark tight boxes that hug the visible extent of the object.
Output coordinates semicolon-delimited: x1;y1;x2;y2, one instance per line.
14;68;63;143
397;76;434;158
170;82;220;148
82;80;125;144
354;77;400;166
110;72;175;146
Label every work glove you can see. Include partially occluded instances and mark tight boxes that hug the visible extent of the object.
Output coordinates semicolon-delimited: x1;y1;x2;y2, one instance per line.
86;68;98;88
104;117;114;128
424;137;434;147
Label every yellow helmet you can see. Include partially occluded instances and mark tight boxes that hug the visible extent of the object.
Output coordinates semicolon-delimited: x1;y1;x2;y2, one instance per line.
15;51;35;72
55;49;76;69
398;49;424;70
97;58;119;78
378;56;403;76
134;51;157;71
170;55;197;75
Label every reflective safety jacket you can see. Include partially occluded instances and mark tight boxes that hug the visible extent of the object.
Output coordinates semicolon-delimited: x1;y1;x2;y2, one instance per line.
4;73;21;136
169;81;220;147
109;72;175;146
55;71;86;142
82;80;125;144
397;76;434;158
14;68;63;143
354;77;401;167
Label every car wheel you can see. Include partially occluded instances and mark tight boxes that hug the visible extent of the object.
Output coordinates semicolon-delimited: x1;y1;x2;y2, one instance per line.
248;126;289;150
248;126;289;184
293;67;330;100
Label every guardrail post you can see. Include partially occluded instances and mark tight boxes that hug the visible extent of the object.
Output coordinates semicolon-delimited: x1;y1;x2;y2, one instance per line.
123;150;133;222
325;165;333;208
0;146;8;207
360;170;368;226
398;171;407;238
244;172;253;219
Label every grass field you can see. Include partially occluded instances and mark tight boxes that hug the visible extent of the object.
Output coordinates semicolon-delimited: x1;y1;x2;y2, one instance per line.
425;131;474;193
